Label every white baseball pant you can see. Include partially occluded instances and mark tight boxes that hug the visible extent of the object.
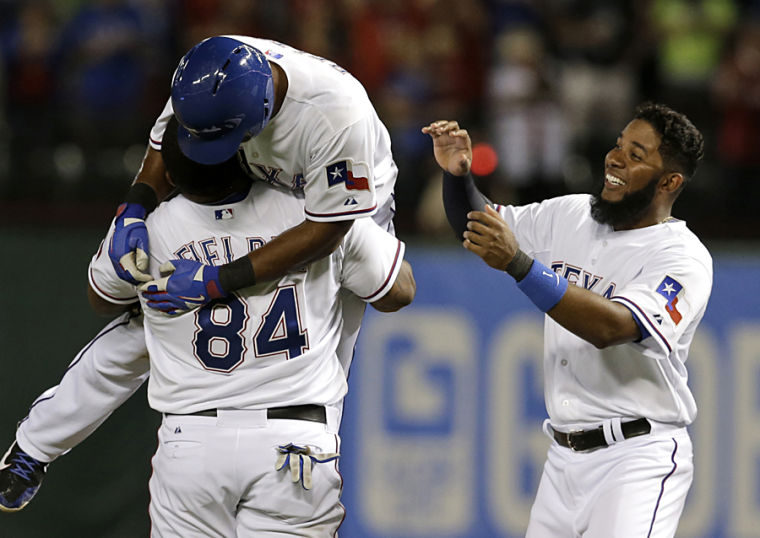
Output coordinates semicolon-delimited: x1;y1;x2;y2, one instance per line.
150;411;344;537
526;425;693;538
16;311;149;462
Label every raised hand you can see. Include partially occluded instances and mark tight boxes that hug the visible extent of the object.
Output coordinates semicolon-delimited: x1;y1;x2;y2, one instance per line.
421;120;473;176
139;259;226;315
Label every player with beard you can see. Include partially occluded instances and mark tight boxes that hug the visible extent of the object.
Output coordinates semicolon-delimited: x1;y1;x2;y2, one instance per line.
589;155;663;230
423;102;711;538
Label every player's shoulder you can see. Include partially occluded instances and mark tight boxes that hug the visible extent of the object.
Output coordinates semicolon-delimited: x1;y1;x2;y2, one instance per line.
543;193;592;212
632;219;713;284
146;193;191;224
530;193;592;219
501;193;589;212
659;219;713;270
147;192;195;221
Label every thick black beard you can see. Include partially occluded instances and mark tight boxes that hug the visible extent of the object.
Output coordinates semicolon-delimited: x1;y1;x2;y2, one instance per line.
590;176;659;228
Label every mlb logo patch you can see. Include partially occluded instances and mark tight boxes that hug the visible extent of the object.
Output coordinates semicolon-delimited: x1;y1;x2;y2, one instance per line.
656;276;683;325
215;208;234;220
325;160;370;191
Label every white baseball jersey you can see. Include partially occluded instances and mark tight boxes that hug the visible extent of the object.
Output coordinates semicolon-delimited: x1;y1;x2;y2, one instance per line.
88;182;405;415
497;194;713;429
149;36;397;225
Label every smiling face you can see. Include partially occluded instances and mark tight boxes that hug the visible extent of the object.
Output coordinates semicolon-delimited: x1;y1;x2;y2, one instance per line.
603;119;664;202
590;119;668;230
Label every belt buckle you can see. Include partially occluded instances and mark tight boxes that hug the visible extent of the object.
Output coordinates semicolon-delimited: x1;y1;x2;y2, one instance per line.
567;431;583;452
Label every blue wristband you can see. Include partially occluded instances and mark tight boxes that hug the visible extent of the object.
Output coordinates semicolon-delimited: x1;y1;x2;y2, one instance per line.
515;259;569;313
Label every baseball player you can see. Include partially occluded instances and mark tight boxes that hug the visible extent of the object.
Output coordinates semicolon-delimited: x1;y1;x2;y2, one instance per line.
111;34;396;298
138;35;398;370
80;120;413;537
423;102;712;537
1;35;398;511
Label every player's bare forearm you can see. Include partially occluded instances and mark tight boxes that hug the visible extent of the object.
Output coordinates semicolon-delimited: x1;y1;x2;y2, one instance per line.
133;146;173;201
371;260;416;312
87;285;136;317
246;219;353;284
139;220;353;312
547;285;642;348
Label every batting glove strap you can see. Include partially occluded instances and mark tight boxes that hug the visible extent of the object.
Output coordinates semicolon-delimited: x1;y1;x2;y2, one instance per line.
139;260;226;315
109;202;151;284
275;444;339;490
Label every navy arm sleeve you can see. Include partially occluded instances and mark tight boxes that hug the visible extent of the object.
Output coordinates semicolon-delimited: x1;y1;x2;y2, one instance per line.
442;171;493;237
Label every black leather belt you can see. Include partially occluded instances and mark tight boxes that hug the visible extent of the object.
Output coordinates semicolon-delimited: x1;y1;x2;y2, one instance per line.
551;418;651;452
167;404;327;424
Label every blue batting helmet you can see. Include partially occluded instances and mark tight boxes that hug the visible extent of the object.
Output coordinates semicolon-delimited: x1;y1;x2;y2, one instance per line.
170;36;274;165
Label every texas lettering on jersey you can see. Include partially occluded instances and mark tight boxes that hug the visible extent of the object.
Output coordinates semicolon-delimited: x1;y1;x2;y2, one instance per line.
239;158;306;191
551;261;616;298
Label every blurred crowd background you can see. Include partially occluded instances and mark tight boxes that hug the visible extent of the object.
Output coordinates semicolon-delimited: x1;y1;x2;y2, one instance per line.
1;0;759;241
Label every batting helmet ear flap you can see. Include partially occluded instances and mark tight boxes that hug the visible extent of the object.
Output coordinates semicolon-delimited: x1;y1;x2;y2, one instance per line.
171;36;275;165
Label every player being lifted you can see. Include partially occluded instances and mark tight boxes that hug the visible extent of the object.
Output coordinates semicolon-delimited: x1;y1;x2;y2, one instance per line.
111;35;396;296
88;117;413;536
1;35;400;512
423;103;711;537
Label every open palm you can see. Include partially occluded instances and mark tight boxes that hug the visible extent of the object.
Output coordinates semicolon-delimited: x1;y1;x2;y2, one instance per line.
421;120;473;176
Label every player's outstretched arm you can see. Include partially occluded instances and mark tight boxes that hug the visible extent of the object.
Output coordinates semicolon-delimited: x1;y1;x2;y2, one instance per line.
464;206;641;348
241;218;353;284
370;260;416;312
140;219;353;315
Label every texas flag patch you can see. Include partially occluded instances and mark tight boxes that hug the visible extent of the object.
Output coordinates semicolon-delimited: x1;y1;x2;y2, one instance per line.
325;160;370;191
656;276;683;325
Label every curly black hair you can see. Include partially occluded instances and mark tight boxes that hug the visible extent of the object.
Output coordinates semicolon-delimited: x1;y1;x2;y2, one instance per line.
633;102;704;183
161;115;250;197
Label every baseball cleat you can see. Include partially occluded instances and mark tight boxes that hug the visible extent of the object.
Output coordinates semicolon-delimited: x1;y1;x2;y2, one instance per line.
0;441;48;512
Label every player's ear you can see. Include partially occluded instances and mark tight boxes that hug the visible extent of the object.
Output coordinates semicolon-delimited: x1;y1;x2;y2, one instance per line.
660;172;683;194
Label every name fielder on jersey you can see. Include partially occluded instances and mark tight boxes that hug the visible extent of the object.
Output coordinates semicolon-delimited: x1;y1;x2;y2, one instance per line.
173;235;269;265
